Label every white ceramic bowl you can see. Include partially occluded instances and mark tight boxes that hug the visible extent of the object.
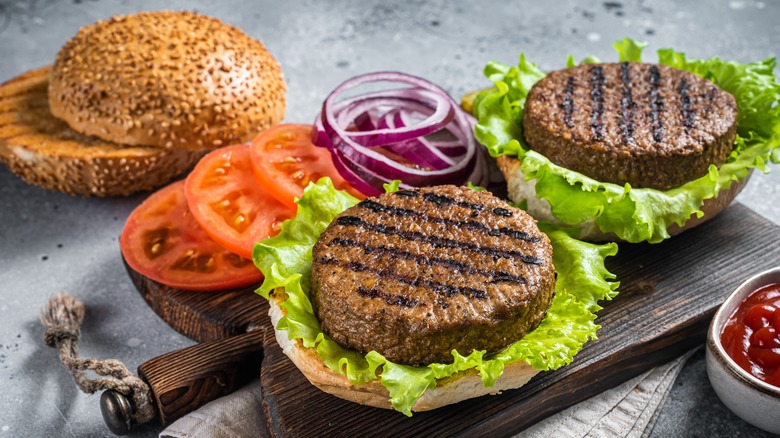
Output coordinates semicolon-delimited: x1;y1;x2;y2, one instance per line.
706;266;780;434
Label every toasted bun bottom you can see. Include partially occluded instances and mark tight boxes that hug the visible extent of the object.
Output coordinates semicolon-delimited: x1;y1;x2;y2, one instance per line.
497;155;750;242
0;67;203;197
268;292;539;412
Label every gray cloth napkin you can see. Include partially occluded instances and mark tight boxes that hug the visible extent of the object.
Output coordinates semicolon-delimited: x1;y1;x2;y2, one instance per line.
160;351;694;438
520;351;694;438
160;380;266;438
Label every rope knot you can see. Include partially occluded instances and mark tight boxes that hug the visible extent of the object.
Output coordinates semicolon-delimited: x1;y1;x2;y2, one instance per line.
41;292;156;426
40;292;84;345
43;325;80;348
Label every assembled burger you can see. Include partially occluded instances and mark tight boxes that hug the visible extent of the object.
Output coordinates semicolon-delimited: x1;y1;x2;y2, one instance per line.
254;179;618;415
473;39;780;243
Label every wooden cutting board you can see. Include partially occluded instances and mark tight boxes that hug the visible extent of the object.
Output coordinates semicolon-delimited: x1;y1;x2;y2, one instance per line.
130;202;780;437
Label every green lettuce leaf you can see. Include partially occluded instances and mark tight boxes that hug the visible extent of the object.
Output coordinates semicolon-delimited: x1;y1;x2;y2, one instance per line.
466;181;487;192
383;180;402;193
253;178;618;416
475;38;780;243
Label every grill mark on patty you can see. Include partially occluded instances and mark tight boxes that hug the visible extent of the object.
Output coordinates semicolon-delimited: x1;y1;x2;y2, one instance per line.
419;192;485;212
395;190;419;198
321;257;489;300
679;78;696;133
707;86;718;101
492;207;513;217
357;199;538;242
335;215;544;265
326;237;527;284
562;76;576;128
588;65;606;140
619;62;636;144
356;287;420;308
648;65;665;142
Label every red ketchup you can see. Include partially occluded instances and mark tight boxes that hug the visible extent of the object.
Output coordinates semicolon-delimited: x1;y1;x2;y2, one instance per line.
720;283;780;387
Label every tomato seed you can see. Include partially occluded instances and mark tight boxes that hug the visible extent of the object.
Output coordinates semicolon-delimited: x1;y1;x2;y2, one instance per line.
142;228;169;260
224;252;253;269
274;162;295;170
196;254;215;273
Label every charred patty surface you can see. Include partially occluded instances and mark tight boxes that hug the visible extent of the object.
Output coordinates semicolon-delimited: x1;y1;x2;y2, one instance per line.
310;186;556;366
523;62;737;190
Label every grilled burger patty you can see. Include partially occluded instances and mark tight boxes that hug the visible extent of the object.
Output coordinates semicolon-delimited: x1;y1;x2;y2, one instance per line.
523;62;738;190
310;186;556;366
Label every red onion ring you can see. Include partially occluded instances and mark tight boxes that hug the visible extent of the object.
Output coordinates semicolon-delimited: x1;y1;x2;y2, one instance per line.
312;72;491;195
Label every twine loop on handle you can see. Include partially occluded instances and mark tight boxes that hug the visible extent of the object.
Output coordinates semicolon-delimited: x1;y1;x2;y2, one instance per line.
40;293;156;425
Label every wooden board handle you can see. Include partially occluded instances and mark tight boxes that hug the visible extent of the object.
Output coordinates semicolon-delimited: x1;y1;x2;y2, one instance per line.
138;327;265;426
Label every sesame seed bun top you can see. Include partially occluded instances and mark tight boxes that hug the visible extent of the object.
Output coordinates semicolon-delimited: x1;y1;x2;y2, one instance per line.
48;11;286;150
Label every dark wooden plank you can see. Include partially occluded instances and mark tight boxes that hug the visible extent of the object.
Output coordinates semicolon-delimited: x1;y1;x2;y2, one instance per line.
259;203;780;437
126;265;273;430
126;261;267;342
138;328;265;426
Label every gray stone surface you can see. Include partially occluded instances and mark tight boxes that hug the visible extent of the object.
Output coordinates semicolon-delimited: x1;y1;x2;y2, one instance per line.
0;0;778;436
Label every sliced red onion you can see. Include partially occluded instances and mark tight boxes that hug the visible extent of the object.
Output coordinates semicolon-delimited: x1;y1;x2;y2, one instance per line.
432;140;467;157
380;109;455;170
391;110;458;168
353;111;377;132
329;150;387;197
312;72;492;195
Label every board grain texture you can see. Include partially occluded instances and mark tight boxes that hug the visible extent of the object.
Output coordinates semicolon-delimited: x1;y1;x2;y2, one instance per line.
131;202;780;437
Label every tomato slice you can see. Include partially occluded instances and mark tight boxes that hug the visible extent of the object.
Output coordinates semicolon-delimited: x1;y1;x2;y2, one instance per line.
184;144;294;259
249;123;365;210
120;180;263;291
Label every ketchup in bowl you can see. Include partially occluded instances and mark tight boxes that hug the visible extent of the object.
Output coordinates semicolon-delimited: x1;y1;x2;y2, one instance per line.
720;283;780;387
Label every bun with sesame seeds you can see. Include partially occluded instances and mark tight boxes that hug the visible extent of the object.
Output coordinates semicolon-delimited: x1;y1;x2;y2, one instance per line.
1;11;286;196
0;66;204;197
48;11;286;150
